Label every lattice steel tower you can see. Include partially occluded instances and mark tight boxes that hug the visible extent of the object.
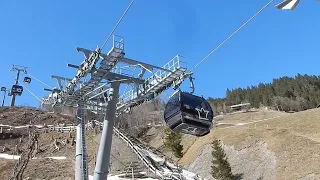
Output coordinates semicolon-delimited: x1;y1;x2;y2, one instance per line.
41;35;191;180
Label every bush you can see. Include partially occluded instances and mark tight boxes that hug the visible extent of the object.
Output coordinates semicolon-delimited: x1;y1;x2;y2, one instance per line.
273;96;309;112
211;140;235;180
163;128;183;158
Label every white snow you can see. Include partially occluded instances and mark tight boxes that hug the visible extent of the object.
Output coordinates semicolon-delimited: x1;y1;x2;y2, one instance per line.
15;125;30;129
45;156;67;160
139;147;163;162
0;124;11;127
88;173;158;180
0;153;20;160
137;147;207;180
35;125;44;128
0;154;67;160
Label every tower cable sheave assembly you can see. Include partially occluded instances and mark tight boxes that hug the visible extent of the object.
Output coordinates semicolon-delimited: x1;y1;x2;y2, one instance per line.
40;0;190;179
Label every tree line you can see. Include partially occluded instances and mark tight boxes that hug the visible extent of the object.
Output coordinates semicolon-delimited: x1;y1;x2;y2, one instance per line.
208;74;320;113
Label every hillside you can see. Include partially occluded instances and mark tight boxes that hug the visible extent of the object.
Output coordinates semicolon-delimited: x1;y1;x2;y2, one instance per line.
0;106;75;126
178;108;320;180
0;107;149;179
3;106;320;180
209;74;320;114
144;109;287;159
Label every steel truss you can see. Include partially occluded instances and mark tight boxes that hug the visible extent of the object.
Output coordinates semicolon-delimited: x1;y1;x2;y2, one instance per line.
41;34;191;180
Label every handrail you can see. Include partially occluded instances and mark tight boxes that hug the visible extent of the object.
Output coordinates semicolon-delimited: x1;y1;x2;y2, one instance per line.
2;120;200;179
93;121;162;176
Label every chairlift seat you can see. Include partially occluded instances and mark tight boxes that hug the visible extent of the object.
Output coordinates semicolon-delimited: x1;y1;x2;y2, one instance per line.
164;90;214;136
1;87;6;91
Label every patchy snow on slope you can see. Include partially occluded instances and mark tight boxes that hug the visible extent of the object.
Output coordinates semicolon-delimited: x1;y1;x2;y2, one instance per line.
140;147;207;180
0;154;67;160
88;173;158;180
44;156;67;160
0;153;20;160
139;147;163;162
0;124;11;127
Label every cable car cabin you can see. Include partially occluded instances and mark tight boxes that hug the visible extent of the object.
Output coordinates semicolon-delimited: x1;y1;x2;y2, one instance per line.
1;87;6;91
24;77;31;84
11;85;23;96
164;91;214;137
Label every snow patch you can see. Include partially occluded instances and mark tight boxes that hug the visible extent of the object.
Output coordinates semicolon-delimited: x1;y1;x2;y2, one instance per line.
88;173;158;180
0;154;67;160
0;153;20;160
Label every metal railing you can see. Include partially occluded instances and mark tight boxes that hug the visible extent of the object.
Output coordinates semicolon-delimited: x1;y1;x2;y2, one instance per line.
91;120;164;178
112;35;124;50
90;120;187;180
2;121;205;179
119;55;187;104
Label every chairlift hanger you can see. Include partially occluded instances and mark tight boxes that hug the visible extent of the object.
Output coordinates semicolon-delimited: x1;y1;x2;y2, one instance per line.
164;73;213;137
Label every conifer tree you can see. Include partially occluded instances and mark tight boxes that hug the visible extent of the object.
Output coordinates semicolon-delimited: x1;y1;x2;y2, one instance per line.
163;128;183;158
208;73;320;112
211;140;234;180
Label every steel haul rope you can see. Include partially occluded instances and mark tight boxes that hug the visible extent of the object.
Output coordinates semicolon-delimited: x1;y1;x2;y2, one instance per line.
190;0;275;72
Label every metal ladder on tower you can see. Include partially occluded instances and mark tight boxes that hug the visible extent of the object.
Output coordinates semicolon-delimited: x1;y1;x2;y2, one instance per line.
80;102;88;180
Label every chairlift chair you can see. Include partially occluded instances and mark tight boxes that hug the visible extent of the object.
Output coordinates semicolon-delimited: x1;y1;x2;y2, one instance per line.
1;87;6;92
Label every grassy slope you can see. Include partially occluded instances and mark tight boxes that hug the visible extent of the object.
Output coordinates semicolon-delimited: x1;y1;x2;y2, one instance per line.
179;108;320;180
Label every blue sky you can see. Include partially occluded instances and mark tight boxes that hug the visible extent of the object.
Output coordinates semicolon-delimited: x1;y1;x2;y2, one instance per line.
0;0;319;107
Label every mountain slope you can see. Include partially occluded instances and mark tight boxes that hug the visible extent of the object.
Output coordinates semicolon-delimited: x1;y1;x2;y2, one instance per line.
179;108;320;180
0;107;149;179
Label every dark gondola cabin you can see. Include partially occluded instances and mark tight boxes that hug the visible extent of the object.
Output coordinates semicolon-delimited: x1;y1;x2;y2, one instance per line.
164;90;214;136
11;85;23;96
1;87;6;91
24;77;31;84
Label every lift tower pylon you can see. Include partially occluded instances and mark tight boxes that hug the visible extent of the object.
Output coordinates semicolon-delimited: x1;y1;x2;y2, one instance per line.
41;35;190;180
10;65;27;107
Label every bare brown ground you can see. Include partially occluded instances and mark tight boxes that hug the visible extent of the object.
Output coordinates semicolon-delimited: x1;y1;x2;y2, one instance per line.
179;108;320;180
0;107;147;179
214;109;287;124
0;106;75;126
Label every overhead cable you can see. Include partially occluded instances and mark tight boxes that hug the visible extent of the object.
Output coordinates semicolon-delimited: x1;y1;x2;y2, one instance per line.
16;78;43;103
27;73;53;89
189;0;275;72
100;0;135;50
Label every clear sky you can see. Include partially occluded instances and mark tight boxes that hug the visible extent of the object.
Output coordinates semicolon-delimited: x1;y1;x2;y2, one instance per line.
0;0;319;107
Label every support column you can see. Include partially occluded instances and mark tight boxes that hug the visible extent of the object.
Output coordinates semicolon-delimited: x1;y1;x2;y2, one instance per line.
10;70;20;107
93;82;120;180
75;103;84;180
2;91;5;106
